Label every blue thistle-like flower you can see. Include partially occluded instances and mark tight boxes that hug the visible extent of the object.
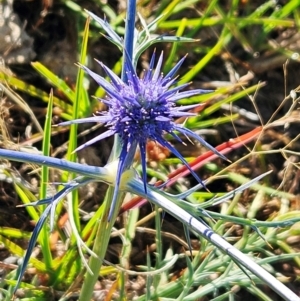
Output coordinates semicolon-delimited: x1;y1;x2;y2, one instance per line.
59;52;226;219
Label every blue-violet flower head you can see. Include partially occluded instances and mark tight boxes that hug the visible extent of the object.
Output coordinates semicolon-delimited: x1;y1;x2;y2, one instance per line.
59;51;226;219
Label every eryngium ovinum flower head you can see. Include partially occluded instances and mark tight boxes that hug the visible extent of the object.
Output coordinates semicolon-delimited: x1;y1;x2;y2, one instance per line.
59;51;226;219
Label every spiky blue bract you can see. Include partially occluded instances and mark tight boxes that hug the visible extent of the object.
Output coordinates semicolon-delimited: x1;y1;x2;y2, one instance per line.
59;51;226;220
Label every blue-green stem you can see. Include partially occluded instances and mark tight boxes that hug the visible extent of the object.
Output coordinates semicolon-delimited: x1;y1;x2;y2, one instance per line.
0;149;109;180
78;188;125;301
126;178;300;301
121;0;136;83
110;0;136;159
79;1;137;300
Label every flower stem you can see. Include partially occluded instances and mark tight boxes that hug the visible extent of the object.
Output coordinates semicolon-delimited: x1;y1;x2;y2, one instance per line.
109;0;136;161
0;149;107;179
78;188;125;301
121;0;136;83
79;1;137;300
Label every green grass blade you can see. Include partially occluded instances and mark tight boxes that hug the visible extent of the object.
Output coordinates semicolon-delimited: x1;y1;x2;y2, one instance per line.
163;18;188;73
14;183;40;222
200;83;265;118
159;17;294;29
0;234;46;272
0;73;73;119
68;16;91;230
57;18;92;284
31;62;76;103
40;90;53;199
179;27;230;84
39;90;54;275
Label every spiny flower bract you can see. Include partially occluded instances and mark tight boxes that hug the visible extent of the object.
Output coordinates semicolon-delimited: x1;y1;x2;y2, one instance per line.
59;51;226;219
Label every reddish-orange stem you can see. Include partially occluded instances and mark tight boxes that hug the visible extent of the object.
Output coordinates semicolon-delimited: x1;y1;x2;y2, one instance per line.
120;126;263;214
